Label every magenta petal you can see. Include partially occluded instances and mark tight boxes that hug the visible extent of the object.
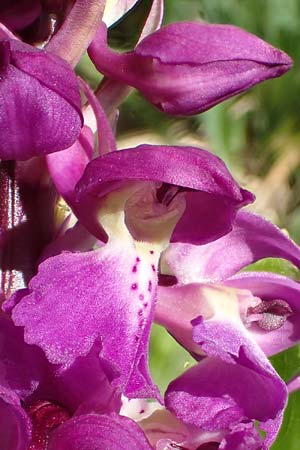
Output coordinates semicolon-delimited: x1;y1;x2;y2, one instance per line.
220;422;263;450
47;125;94;206
191;319;287;422
12;243;160;399
165;355;286;442
225;272;300;355
0;315;47;399
89;21;292;115
0;389;31;450
76;144;253;242
48;413;153;450
0;0;41;32
164;211;300;282
0;39;82;160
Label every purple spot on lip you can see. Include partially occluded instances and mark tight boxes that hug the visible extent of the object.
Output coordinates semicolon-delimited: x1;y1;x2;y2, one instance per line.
139;294;144;301
136;257;141;263
143;303;148;308
131;283;138;290
132;265;137;273
149;250;154;255
148;280;152;292
151;264;156;272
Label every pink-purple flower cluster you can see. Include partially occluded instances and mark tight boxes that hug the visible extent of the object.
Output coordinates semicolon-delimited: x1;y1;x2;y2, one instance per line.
0;1;298;449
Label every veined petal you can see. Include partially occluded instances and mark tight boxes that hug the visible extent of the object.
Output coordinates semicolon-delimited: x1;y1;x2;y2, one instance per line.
163;211;300;284
48;413;153;450
12;240;161;399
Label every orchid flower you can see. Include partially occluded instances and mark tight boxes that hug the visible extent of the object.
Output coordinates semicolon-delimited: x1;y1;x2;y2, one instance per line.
156;211;300;359
164;356;287;450
121;353;286;450
3;312;278;450
88;21;292;115
154;211;299;447
8;143;253;400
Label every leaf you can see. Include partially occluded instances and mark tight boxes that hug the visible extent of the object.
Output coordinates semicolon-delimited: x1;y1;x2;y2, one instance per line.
270;345;300;449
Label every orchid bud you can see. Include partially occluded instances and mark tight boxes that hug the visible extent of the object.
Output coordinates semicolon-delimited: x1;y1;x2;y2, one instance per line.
0;39;82;160
89;21;293;115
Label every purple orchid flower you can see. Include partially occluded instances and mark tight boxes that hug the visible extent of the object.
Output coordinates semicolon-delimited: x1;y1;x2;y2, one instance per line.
88;21;292;115
8;143;253;399
0;38;83;160
120;354;286;450
156;211;300;359
164;356;287;450
0;314;160;450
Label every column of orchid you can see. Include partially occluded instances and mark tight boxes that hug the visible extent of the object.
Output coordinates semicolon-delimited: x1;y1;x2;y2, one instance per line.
0;1;298;449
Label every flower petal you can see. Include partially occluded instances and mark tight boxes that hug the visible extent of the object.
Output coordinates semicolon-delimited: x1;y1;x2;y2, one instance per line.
76;144;253;242
165;354;286;439
88;21;292;115
0;388;31;450
225;272;300;355
12;241;160;399
48;413;153;450
163;211;300;283
0;39;82;160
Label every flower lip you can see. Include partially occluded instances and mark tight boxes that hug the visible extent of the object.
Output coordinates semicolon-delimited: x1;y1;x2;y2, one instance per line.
247;299;293;331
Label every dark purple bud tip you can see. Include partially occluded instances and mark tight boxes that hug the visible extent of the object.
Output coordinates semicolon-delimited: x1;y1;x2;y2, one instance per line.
0;39;82;160
247;299;293;331
27;400;71;450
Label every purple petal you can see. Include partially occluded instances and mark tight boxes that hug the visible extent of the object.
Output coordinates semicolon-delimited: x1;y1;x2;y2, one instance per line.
0;0;41;32
48;413;153;450
45;0;106;67
29;342;121;416
0;39;82;160
138;0;164;42
220;422;263;450
225;272;300;355
89;21;292;115
163;211;300;283
12;242;160;399
0;389;31;450
76;144;253;242
287;374;300;394
0;315;47;399
46;125;94;206
166;355;286;440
